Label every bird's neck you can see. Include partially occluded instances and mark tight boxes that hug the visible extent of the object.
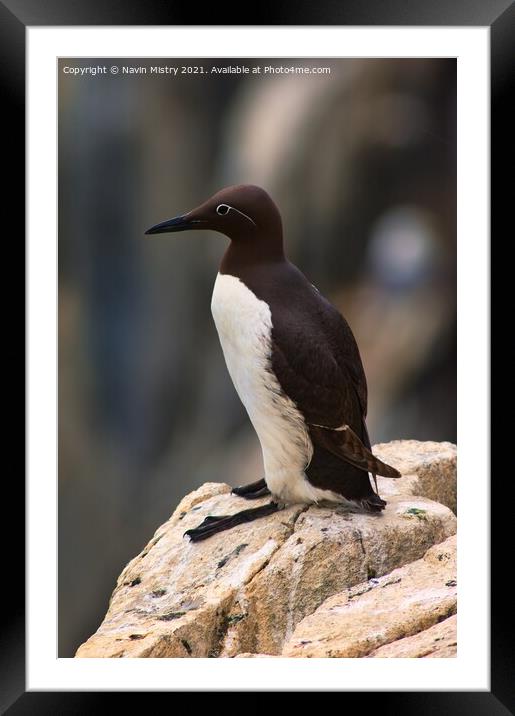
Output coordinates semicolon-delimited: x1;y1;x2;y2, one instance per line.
220;235;285;275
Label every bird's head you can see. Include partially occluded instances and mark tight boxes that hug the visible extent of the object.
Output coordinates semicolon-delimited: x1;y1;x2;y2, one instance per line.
145;185;283;256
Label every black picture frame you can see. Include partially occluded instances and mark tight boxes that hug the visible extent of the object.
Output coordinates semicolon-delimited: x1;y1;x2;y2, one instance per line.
8;0;511;711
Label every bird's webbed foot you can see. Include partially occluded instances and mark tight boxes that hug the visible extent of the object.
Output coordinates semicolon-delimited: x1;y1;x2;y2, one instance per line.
184;501;281;542
231;478;271;500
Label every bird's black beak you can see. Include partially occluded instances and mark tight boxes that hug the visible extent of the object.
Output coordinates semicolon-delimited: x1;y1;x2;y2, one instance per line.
145;214;203;235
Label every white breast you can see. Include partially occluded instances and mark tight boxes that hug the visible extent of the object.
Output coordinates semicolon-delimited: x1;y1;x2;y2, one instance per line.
211;272;324;504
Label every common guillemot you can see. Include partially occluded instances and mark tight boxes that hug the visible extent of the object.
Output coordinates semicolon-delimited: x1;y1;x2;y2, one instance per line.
145;185;400;541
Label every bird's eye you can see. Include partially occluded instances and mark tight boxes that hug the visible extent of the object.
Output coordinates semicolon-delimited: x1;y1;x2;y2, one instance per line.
216;204;230;216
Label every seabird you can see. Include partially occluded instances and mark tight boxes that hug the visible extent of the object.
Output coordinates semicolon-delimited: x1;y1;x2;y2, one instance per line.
145;185;400;541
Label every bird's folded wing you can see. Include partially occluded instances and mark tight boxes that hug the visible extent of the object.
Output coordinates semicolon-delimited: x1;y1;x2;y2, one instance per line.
270;323;365;431
308;423;401;478
270;315;400;479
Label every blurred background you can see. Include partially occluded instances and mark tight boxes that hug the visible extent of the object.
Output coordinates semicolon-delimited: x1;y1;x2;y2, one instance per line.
58;58;456;656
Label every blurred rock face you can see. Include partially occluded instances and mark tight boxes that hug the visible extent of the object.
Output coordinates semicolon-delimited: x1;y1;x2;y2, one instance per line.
59;58;456;656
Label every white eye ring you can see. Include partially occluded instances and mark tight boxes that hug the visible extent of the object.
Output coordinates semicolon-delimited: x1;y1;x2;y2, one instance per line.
216;204;230;216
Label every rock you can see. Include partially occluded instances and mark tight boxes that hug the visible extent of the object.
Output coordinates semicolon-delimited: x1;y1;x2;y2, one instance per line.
76;482;306;658
282;535;456;657
222;496;454;656
374;440;457;514
75;441;457;658
368;614;457;658
169;482;232;525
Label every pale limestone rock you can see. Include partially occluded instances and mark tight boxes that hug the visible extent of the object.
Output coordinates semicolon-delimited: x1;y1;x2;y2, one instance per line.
374;440;456;513
221;496;455;655
169;482;231;526
236;616;459;658
76;482;305;657
368;614;457;657
235;614;458;658
282;535;456;658
76;469;456;658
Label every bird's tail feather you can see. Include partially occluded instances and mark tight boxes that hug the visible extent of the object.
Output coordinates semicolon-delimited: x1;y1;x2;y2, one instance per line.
309;423;401;479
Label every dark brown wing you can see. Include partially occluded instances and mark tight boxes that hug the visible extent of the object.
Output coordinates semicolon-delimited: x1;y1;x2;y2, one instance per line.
271;330;362;430
270;288;399;479
270;287;366;430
